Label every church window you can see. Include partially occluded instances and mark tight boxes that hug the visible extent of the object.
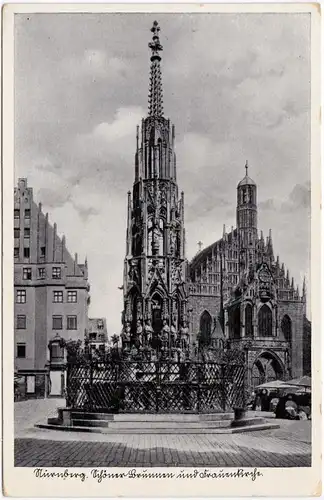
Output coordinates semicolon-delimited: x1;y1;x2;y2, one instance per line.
245;304;253;337
199;311;212;346
159;219;164;254
258;305;272;337
281;315;292;342
229;307;241;339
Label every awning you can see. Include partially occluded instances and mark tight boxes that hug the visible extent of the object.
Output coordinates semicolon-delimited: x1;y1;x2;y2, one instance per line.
285;375;311;388
255;380;288;390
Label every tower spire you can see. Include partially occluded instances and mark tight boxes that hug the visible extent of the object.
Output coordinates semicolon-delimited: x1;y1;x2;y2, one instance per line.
148;21;163;117
245;160;248;176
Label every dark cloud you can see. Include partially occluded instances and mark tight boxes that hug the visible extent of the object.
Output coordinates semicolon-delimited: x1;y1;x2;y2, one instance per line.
281;183;311;212
37;187;71;208
259;198;276;210
71;202;100;222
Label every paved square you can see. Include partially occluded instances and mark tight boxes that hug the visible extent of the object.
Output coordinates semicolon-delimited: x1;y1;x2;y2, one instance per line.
14;400;311;468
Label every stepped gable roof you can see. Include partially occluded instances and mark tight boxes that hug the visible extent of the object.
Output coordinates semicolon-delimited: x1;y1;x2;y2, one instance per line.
189;229;237;270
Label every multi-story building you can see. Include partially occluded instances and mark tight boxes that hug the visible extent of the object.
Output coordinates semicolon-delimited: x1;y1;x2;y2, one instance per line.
88;318;109;354
14;178;90;398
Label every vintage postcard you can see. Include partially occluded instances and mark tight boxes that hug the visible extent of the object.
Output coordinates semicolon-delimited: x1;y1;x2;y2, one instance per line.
2;3;321;497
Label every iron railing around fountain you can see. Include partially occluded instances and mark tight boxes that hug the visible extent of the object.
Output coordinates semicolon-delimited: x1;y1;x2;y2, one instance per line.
66;351;246;413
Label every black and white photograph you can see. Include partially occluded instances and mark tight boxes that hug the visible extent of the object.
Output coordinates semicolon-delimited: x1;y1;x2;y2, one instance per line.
2;3;321;497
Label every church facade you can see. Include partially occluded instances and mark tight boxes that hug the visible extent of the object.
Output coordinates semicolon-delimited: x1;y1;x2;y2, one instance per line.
122;22;309;388
188;168;307;388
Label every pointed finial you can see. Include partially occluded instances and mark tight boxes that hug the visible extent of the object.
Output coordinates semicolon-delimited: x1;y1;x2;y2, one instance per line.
245;160;249;176
260;230;264;242
291;277;294;289
197;241;203;252
296;285;300;297
276;255;279;265
302;276;306;296
148;21;164;117
149;21;162;60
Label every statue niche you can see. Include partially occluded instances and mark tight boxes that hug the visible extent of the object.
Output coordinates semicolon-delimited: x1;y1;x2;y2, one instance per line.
151;294;163;335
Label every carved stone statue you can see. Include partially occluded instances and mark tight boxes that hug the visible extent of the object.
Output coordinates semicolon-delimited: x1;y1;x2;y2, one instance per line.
121;321;131;350
161;319;170;349
143;319;153;347
135;320;143;349
179;320;189;350
170;320;177;348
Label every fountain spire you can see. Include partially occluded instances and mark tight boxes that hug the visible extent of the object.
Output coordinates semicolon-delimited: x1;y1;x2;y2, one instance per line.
148;21;164;117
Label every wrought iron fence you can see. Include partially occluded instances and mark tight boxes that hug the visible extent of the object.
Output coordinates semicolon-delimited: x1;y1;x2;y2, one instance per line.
66;358;246;413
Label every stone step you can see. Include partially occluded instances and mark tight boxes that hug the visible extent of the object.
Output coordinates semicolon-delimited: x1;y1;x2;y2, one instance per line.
104;420;231;430
71;419;231;429
71;412;114;421
72;419;110;428
113;413;233;422
35;421;280;435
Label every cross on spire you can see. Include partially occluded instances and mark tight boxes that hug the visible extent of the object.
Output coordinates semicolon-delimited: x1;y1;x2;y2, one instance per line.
148;21;164;117
245;160;249;176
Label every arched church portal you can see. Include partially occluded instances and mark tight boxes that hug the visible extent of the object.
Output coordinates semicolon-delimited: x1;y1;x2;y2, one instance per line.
199;310;212;346
251;352;285;388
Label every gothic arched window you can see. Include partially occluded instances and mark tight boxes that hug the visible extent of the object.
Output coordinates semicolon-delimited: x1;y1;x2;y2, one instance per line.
199;310;212;346
159;219;164;254
258;305;272;337
147;219;153;255
245;304;253;337
281;315;292;343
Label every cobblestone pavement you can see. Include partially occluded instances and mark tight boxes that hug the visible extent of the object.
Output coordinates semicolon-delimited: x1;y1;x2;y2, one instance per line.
15;431;311;467
14;400;311;468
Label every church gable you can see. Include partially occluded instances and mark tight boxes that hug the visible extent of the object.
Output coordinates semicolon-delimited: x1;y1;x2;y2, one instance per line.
256;262;276;302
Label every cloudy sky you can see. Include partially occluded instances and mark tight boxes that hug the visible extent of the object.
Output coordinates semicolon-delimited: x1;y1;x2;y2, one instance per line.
15;13;311;334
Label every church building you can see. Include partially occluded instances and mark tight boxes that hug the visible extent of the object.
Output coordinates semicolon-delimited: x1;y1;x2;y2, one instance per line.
122;21;310;388
188;165;307;388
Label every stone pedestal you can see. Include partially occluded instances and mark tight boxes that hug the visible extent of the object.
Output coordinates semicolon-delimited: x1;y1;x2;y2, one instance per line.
230;406;265;428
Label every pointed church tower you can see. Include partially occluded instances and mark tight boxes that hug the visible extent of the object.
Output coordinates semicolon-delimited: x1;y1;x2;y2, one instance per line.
236;161;258;273
123;21;187;344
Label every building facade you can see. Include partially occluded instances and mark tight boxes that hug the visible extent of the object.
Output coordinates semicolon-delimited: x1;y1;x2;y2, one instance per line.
121;22;310;387
88;318;109;354
14;178;90;398
188;167;308;387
